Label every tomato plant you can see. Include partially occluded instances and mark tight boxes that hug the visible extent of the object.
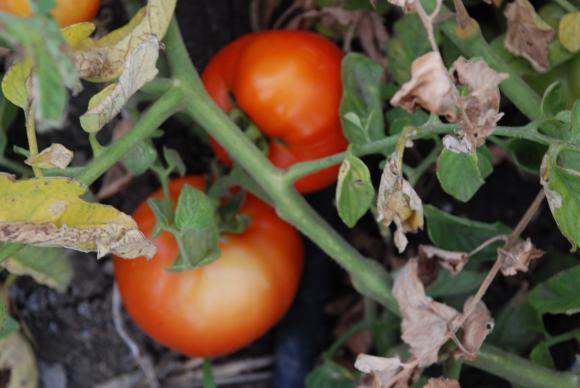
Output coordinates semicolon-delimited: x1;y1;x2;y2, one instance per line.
0;0;100;27
113;176;304;357
202;31;348;193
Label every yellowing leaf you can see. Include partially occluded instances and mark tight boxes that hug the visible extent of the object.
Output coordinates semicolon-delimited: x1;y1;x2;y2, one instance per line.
25;143;74;169
62;22;96;49
0;175;156;259
72;0;176;82
0;332;38;388
1;60;32;109
80;37;160;133
559;12;580;53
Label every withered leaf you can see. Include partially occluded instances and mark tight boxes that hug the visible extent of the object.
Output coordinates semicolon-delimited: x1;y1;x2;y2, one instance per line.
450;57;509;149
419;245;469;275
455;298;494;360
377;156;424;253
423;378;461;388
70;0;176;82
80;37;160;133
390;52;458;121
25;143;73;169
393;259;459;366
504;0;555;72
355;354;418;388
499;238;544;276
0;175;156;259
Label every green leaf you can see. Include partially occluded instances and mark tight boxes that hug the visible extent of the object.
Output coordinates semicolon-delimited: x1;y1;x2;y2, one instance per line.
0;302;18;340
488;302;544;353
306;361;356;388
163;147;186;177
147;197;173;239
570;100;580;143
386;14;432;84
2;246;72;292
426;270;486;297
168;185;220;271
169;229;221;272
528;264;580;315
529;342;555;369
541;146;580;248
174;186;216;231
32;0;57;14
559;12;580;53
541;82;566;119
336;150;375;228
424;205;511;260
503;138;547;174
340;53;385;144
385;107;429;136
122;140;158;175
436;147;492;202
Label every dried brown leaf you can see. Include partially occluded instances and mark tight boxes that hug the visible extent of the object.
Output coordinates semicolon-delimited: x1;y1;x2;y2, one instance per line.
450;57;509;149
377;156;424;253
504;0;555;72
25;143;73;169
499;238;544;276
390;52;458;121
455;298;494;360
423;377;461;388
355;354;418;388
393;259;459;366
419;245;469;275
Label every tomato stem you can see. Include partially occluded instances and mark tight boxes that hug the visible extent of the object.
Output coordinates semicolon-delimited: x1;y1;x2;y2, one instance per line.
202;359;217;388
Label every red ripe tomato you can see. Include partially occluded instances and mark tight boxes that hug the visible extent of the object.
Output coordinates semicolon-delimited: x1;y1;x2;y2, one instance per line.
202;31;348;193
0;0;100;27
114;176;304;357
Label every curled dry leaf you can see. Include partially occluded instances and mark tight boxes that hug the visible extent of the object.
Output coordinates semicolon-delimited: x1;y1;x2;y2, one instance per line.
377;156;424;253
25;143;73;169
80;37;160;133
455;298;494;360
390;52;458;121
355;354;418;388
0;331;38;388
423;377;461;388
499;238;544;276
419;245;469;275
504;0;555;72
450;57;509;150
69;0;176;82
393;259;459;366
386;0;415;12
0;175;156;259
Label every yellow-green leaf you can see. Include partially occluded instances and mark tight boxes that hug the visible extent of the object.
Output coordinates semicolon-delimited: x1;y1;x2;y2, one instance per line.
72;0;176;82
0;332;38;388
25;143;73;169
61;22;96;49
1;60;32;109
80;37;160;133
0;175;156;259
559;12;580;53
2;246;72;292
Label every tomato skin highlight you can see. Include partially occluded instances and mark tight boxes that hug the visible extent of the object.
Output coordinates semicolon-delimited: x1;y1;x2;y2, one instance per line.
114;177;304;358
0;0;100;27
202;31;348;193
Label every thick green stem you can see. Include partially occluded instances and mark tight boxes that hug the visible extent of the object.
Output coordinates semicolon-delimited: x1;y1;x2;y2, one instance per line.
0;158;31;176
163;16;578;387
469;345;579;388
76;89;182;186
202;359;217;388
24;109;42;177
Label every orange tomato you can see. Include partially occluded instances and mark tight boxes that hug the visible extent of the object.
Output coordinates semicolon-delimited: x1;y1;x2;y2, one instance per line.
202;31;348;193
114;176;304;357
0;0;100;27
